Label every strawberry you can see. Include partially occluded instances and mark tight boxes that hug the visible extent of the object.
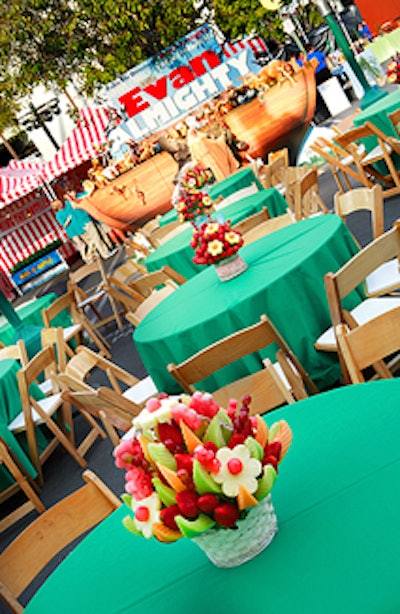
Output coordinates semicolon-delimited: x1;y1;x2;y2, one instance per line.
160;504;181;531
176;490;199;518
197;493;219;514
214;502;239;528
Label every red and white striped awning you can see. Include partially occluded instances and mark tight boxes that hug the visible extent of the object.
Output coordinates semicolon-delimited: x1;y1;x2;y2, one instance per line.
1;105;110;207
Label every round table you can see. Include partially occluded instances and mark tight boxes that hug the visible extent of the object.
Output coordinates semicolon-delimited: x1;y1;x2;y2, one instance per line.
135;215;360;392
208;167;264;201
24;380;400;614
144;188;288;279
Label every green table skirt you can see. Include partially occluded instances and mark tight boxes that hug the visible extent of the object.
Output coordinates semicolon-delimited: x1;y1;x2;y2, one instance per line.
135;215;360;392
25;380;400;614
145;188;288;279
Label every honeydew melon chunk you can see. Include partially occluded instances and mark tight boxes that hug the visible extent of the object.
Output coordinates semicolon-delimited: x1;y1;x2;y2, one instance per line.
152;477;177;506
148;442;177;471
268;421;281;443
203;409;229;448
175;513;216;538
122;515;142;536
121;493;133;508
244;436;264;461
192;459;221;495
255;464;277;500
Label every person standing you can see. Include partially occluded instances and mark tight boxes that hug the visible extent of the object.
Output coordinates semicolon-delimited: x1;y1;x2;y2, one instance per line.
305;43;331;125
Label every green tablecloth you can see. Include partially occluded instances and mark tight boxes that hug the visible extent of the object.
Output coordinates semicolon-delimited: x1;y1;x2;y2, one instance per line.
25;379;400;614
136;215;360;392
0;293;71;347
0;358;43;487
353;88;400;174
208;167;264;201
144;189;289;279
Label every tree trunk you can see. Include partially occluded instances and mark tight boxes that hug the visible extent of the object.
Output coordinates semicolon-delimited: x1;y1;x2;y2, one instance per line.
0;134;20;160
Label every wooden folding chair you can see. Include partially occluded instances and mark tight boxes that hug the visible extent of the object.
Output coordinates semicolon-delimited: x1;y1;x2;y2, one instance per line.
388;108;400;137
0;439;45;534
336;305;400;383
292;167;330;220
9;345;91;486
68;257;124;331
242;212;294;244
168;314;318;414
140;219;184;248
127;265;186;299
56;343;157;409
0;341;28;365
232;207;271;235
0;470;120;614
335;122;400;198
125;283;178;327
315;222;400;359
62;388;142;447
41;290;111;359
212;184;259;210
334;184;384;242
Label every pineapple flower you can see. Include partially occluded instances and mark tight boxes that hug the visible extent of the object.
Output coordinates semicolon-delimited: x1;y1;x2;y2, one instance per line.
207;239;224;257
130;492;161;538
204;222;220;236
133;396;175;430
225;230;241;245
213;444;262;497
202;195;212;207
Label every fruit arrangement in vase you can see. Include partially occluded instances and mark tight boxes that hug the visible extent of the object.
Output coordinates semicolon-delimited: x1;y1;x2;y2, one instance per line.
114;392;292;567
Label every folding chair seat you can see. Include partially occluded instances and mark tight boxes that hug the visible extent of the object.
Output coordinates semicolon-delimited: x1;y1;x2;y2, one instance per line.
168;314;318;415
0;470;120;613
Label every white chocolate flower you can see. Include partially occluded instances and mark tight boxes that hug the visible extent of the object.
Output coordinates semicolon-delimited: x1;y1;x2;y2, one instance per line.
213;444;262;497
131;492;161;538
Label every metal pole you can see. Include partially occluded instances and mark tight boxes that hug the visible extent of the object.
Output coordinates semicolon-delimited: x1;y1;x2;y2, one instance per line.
312;0;387;108
29;103;60;150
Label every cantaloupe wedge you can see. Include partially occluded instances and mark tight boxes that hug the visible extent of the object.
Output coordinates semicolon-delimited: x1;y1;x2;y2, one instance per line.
237;484;259;511
156;462;187;492
180;420;203;453
153;522;183;542
254;415;268;448
273;420;292;461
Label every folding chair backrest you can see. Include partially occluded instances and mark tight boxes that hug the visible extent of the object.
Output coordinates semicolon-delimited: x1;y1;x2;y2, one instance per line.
388;108;400;136
336;306;400;382
128;266;186;298
40;326;68;373
125;284;177;326
233;207;270;235
293;167;329;220
242;212;294;244
324;222;400;328
168;314;318;398
41;291;77;327
334;184;384;241
0;470;120;610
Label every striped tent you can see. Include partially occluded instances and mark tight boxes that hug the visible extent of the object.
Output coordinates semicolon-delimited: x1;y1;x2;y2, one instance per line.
1;106;110;206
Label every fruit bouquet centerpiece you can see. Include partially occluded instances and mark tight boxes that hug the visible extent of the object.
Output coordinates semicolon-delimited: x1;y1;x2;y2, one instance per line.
114;392;292;567
190;219;247;281
176;190;213;223
181;164;214;193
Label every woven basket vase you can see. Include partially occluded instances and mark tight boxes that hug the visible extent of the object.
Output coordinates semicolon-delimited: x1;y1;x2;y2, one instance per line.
191;494;277;568
214;252;248;282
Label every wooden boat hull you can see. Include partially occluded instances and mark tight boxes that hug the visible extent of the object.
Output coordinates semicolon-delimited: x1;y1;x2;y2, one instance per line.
224;61;317;164
78;63;316;228
77;152;178;229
